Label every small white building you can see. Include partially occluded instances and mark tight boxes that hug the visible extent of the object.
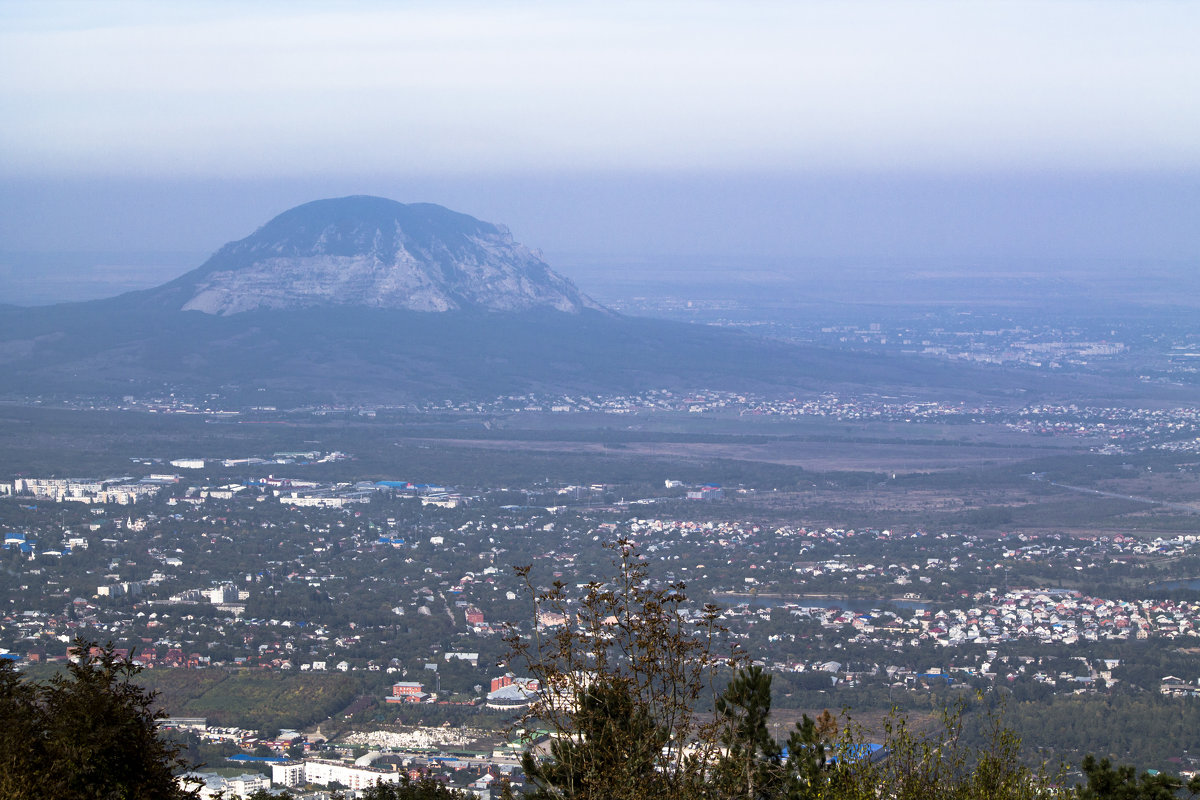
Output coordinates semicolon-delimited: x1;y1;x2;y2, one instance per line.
180;771;269;799
170;459;206;470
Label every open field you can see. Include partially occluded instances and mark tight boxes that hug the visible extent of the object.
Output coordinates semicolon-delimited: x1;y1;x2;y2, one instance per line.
403;436;1070;473
5;405;1200;540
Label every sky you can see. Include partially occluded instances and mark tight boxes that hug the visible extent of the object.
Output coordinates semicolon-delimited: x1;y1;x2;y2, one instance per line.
1;0;1198;303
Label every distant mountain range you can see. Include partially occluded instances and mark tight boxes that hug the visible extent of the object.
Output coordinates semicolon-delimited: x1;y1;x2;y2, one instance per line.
0;196;1049;405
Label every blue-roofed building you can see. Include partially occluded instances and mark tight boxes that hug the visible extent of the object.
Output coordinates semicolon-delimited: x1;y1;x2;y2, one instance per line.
828;742;888;764
782;741;887;765
4;534;36;556
919;672;955;685
227;754;289;764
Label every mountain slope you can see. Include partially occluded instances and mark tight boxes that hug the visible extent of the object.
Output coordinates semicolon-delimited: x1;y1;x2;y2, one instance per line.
0;302;1021;404
0;195;1074;405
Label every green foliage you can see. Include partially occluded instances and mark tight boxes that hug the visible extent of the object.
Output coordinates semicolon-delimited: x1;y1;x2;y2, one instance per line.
0;638;196;800
709;667;846;800
355;773;474;799
831;701;1056;800
779;712;838;800
509;539;733;800
510;543;1068;800
136;667;367;732
974;692;1200;774
1076;754;1200;800
712;666;780;799
522;678;676;800
0;656;43;800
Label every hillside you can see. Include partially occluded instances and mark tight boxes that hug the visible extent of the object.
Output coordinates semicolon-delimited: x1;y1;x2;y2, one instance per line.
0;196;1057;405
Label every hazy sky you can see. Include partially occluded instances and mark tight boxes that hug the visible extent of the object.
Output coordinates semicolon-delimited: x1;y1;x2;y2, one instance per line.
1;0;1198;302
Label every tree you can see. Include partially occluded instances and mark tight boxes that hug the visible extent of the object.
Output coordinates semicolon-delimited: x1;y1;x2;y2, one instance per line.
0;639;197;800
508;539;734;800
0;656;44;800
713;666;780;800
356;775;474;799
779;712;836;800
830;700;1059;800
508;540;1065;800
711;666;844;800
1076;754;1200;800
522;678;673;800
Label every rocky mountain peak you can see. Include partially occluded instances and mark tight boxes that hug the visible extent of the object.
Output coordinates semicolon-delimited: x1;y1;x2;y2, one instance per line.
159;196;602;315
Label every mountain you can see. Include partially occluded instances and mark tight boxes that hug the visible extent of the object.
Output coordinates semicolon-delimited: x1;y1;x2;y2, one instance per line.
0;196;1071;405
141;196;602;315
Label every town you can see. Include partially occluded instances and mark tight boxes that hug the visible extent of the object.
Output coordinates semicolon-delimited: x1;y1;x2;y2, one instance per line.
3;407;1200;795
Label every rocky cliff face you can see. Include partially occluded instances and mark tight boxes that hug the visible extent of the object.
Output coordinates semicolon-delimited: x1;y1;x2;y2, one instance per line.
160;196;602;316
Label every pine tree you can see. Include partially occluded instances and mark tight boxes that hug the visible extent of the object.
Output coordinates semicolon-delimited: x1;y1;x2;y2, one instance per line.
713;666;780;800
0;657;44;800
0;639;196;800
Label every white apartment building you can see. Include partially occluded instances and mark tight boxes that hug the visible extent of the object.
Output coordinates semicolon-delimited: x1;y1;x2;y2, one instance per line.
272;759;401;791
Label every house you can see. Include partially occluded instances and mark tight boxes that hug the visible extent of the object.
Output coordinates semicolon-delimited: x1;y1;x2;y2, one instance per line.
386;681;426;703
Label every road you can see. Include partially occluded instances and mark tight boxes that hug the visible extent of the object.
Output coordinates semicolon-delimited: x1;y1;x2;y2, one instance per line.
1033;475;1200;515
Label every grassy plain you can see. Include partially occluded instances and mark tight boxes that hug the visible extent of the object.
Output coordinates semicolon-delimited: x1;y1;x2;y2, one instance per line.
4;405;1200;541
